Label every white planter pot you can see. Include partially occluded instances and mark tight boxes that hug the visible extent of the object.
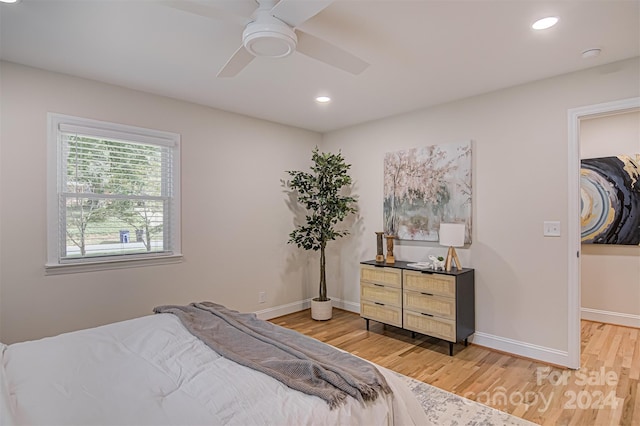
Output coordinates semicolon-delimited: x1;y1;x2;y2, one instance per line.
311;298;332;321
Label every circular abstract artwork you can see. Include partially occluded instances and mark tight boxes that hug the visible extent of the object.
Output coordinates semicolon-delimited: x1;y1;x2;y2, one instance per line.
580;155;639;245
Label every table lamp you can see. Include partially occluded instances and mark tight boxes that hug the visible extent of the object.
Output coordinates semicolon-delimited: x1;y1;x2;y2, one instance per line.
439;223;465;272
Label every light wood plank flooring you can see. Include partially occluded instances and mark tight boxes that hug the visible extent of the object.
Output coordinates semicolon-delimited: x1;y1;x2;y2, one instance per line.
271;309;639;426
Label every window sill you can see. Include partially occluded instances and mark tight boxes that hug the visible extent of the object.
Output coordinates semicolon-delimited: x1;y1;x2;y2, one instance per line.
45;254;183;275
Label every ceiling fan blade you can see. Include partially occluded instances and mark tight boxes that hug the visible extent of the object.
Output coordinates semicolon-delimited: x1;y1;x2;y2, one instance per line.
159;0;254;26
270;0;334;28
217;46;255;78
211;0;259;19
296;30;369;75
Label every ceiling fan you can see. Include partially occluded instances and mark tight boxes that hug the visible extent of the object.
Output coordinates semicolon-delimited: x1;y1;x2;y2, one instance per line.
163;0;369;78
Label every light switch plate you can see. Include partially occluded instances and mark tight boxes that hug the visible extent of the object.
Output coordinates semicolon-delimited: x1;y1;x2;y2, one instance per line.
544;221;561;237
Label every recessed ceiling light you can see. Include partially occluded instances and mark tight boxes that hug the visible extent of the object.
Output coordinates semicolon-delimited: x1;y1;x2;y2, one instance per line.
0;0;21;3
315;96;331;103
532;16;559;30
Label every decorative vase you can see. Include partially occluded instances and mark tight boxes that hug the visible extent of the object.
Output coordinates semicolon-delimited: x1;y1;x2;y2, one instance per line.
385;235;395;264
311;298;332;320
375;232;385;263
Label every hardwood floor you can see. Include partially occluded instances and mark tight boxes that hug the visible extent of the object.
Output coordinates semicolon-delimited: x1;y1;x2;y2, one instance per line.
271;309;639;426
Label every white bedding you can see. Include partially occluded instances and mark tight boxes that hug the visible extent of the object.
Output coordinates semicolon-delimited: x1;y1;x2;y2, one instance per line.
1;313;429;425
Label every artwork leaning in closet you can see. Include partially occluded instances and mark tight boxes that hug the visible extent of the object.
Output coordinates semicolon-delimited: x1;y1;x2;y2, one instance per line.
580;154;640;245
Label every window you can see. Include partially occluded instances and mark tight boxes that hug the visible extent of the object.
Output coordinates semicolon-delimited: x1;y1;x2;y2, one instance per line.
47;114;181;273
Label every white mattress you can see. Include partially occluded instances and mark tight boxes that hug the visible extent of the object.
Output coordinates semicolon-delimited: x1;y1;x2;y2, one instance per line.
1;313;429;425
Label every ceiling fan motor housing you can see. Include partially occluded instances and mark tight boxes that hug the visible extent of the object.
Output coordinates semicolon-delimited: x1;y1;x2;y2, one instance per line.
243;15;297;58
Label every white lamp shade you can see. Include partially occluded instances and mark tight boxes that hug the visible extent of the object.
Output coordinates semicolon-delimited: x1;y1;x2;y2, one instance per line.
439;223;465;247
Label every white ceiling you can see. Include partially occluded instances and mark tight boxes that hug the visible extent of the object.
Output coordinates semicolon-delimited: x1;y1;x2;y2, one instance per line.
1;0;639;133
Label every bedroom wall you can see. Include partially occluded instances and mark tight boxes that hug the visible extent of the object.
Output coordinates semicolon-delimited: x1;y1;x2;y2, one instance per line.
321;57;640;365
2;58;638;363
0;61;321;344
580;110;640;327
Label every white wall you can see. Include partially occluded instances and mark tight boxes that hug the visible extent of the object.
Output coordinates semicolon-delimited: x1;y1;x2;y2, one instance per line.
2;57;639;366
580;110;640;327
322;57;640;366
0;61;321;344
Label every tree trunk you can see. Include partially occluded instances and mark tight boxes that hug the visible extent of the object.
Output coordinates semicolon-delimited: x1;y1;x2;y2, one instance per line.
145;226;151;252
319;242;327;301
389;193;397;235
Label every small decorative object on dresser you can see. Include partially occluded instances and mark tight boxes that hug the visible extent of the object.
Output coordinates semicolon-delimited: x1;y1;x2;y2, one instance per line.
428;255;445;270
375;232;385;263
360;260;475;356
385;234;395;264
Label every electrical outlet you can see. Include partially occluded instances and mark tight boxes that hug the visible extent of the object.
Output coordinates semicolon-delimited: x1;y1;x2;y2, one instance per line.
543;221;561;237
258;291;266;303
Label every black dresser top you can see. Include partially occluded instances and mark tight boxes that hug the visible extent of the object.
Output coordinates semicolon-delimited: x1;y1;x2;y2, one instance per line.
361;259;474;276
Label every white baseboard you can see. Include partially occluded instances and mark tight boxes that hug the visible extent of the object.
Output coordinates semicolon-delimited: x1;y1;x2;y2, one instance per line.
581;307;640;328
330;297;360;313
254;297;360;320
254;299;310;320
471;332;571;367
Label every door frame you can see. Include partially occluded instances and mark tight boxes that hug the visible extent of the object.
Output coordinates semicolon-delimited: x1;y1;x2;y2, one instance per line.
566;97;640;369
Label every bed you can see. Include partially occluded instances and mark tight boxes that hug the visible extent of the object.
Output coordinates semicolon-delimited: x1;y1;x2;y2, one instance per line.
1;303;429;425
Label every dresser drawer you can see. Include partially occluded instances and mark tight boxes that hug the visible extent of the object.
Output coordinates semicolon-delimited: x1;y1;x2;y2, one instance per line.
403;270;455;298
404;290;456;320
361;282;402;307
361;300;402;328
403;310;456;342
360;265;402;289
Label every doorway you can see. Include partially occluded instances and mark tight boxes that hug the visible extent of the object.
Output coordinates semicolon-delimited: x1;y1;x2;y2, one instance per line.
567;97;640;369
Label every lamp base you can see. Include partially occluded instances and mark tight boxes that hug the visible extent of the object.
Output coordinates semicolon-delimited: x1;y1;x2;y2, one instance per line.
445;247;462;272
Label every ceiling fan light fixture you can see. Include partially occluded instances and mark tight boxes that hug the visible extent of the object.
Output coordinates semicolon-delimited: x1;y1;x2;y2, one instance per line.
243;17;297;58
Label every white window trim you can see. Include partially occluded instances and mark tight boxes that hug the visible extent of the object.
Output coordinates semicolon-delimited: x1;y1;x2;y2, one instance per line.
46;113;182;274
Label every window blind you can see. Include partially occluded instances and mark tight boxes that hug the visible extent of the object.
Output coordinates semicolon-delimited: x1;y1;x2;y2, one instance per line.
58;129;175;261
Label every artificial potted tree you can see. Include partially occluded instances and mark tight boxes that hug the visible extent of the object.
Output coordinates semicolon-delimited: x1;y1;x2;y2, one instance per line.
286;147;357;320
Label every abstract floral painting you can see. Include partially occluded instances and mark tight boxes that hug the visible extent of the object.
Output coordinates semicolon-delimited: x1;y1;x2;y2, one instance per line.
580;154;640;245
384;142;472;242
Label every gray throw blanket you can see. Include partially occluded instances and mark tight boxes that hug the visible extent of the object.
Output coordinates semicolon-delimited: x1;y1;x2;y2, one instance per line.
154;302;391;408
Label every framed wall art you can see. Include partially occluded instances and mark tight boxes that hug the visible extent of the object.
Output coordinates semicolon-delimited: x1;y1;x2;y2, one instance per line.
383;141;472;243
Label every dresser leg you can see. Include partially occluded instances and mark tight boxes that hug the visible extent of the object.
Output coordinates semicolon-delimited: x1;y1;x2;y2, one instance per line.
449;342;453;356
412;331;416;339
464;338;468;347
365;319;369;330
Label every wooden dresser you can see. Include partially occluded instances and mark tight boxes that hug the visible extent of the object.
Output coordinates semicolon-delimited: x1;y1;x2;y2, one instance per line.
360;260;475;355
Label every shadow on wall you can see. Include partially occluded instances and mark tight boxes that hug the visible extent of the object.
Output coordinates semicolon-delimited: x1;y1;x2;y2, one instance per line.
327;180;365;303
280;178;313;300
